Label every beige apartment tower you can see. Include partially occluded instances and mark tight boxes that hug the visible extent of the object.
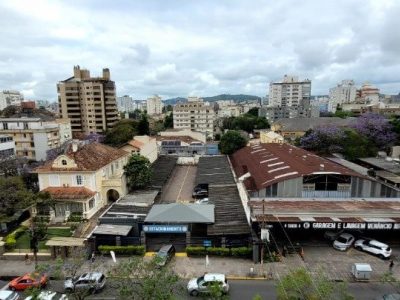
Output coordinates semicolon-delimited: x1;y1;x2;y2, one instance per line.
57;66;119;136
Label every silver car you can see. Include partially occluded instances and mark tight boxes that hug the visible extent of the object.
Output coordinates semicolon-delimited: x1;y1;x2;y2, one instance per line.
333;233;355;251
64;272;106;294
187;273;229;297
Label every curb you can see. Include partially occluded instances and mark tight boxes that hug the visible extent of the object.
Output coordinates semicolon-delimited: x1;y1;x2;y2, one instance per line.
226;276;270;280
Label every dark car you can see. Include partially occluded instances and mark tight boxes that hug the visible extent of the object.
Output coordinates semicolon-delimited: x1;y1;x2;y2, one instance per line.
192;183;209;198
155;245;176;267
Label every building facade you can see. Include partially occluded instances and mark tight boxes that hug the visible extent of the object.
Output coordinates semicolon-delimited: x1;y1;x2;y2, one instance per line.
259;105;319;123
117;95;135;112
0;90;24;110
328;80;357;113
57;66;120;136
268;75;311;108
146;95;163;115
0;117;65;161
120;135;158;163
0;135;15;159
35;142;130;221
173;100;215;138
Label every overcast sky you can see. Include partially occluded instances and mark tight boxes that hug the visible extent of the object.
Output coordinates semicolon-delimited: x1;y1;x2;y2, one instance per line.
1;0;400;101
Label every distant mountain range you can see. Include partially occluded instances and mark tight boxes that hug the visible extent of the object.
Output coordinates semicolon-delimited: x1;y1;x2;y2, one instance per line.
163;94;261;105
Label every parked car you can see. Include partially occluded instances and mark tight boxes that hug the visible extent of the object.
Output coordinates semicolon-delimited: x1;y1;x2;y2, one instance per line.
354;239;392;259
376;294;400;300
333;233;355;251
25;291;68;300
155;244;176;267
324;230;343;242
64;272;106;294
0;291;19;300
187;273;229;296
8;273;48;291
195;198;209;204
192;184;209;198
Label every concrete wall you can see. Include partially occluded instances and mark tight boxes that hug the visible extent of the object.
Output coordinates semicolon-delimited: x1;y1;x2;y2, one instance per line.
160;129;207;143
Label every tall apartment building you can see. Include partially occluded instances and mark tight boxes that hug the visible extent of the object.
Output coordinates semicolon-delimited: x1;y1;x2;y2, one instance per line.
117;95;135;112
0;117;66;161
358;82;380;105
0;135;16;159
328;80;357;112
268;75;311;107
173;99;215;138
146;95;163;115
57;66;119;136
0;90;24;110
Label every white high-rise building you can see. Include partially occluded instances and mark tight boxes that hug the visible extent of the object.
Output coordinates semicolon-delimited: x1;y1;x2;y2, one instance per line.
173;98;215;138
328;80;357;112
0;90;24;110
117;95;134;112
268;75;311;108
146;95;163;115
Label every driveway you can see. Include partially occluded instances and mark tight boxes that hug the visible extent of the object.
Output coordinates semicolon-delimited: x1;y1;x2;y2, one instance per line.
160;165;197;203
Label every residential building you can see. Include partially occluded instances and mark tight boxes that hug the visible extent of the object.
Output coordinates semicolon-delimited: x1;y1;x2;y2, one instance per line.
268;75;311;108
0;90;24;110
55;118;72;144
0;135;15;159
0;117;63;161
120;135;158;163
57;66;120;136
117;95;135;112
173;99;215;138
259;131;284;144
146;95;163;115
259;105;319;123
328;80;357;113
35;142;130;221
357;82;380;105
217;105;242;118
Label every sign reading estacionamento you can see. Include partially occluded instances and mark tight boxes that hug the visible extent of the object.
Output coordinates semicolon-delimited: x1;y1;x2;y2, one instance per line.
278;222;400;230
143;224;188;233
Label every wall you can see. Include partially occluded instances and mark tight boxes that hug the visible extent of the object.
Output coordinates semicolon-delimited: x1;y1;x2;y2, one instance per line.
160;129;207;143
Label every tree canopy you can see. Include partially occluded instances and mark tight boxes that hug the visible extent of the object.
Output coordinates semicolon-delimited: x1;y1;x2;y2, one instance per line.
104;119;138;147
137;114;150;135
222;114;269;133
124;154;152;191
164;112;174;129
219;130;248;155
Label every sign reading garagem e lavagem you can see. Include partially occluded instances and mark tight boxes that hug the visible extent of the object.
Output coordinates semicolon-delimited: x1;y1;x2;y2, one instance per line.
143;225;188;233
281;222;400;230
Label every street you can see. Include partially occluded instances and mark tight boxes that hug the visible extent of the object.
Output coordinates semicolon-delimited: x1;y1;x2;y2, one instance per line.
2;279;399;300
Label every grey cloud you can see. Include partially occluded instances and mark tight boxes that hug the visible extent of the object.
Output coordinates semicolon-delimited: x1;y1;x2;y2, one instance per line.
120;44;151;66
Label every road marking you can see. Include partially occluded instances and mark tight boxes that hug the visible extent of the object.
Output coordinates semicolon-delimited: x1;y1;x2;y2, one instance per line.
177;166;190;202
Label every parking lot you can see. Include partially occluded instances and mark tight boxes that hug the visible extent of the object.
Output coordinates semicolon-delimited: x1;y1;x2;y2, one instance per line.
160;165;197;203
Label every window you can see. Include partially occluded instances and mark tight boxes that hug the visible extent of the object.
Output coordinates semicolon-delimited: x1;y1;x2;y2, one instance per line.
24;123;29;130
89;199;94;209
62;159;67;166
2;122;8;130
76;175;84;186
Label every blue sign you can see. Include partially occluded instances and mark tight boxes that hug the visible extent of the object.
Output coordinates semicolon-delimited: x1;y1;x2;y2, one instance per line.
203;240;212;247
143;225;188;233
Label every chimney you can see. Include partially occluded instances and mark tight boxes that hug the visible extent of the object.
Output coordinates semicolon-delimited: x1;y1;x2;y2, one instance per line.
73;65;81;79
72;142;78;153
320;164;325;171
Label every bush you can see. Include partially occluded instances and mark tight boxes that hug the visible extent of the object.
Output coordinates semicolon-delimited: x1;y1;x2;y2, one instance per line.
186;246;207;256
98;245;145;256
231;247;252;258
67;213;83;223
33;215;50;223
5;226;28;250
186;246;253;258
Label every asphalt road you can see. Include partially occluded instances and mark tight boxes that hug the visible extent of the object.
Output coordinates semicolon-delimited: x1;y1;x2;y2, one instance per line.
2;279;398;300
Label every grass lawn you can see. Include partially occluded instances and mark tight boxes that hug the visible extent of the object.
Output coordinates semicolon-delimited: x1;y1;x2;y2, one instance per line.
15;227;72;250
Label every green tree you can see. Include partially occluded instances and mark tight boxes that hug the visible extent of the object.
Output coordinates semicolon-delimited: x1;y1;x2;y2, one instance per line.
138;114;150;135
276;268;354;300
222;115;269;133
150;120;165;135
341;129;376;160
219;130;248;155
109;256;182;300
104;120;138;147
164;112;174;129
246;107;259;117
124;154;152;191
334;110;353;118
0;176;34;220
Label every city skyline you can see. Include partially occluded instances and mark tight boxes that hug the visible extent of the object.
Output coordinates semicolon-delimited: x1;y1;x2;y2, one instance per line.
0;0;400;101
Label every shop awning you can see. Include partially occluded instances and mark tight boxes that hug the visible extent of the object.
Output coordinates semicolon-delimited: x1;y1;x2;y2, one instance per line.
145;203;215;224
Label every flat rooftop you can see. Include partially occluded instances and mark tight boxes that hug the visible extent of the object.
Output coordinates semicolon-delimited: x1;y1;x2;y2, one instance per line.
358;157;400;174
118;190;158;206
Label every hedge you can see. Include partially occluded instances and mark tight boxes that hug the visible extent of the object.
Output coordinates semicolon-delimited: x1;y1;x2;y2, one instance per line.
186;246;252;258
98;245;145;256
5;226;28;250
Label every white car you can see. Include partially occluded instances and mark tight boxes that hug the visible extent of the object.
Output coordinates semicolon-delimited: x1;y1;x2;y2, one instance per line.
333;233;355;251
0;291;19;300
195;198;209;204
354;239;392;259
187;273;229;296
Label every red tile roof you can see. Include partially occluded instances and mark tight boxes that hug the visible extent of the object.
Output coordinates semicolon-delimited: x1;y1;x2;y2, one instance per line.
42;187;95;200
36;143;128;172
230;143;365;191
